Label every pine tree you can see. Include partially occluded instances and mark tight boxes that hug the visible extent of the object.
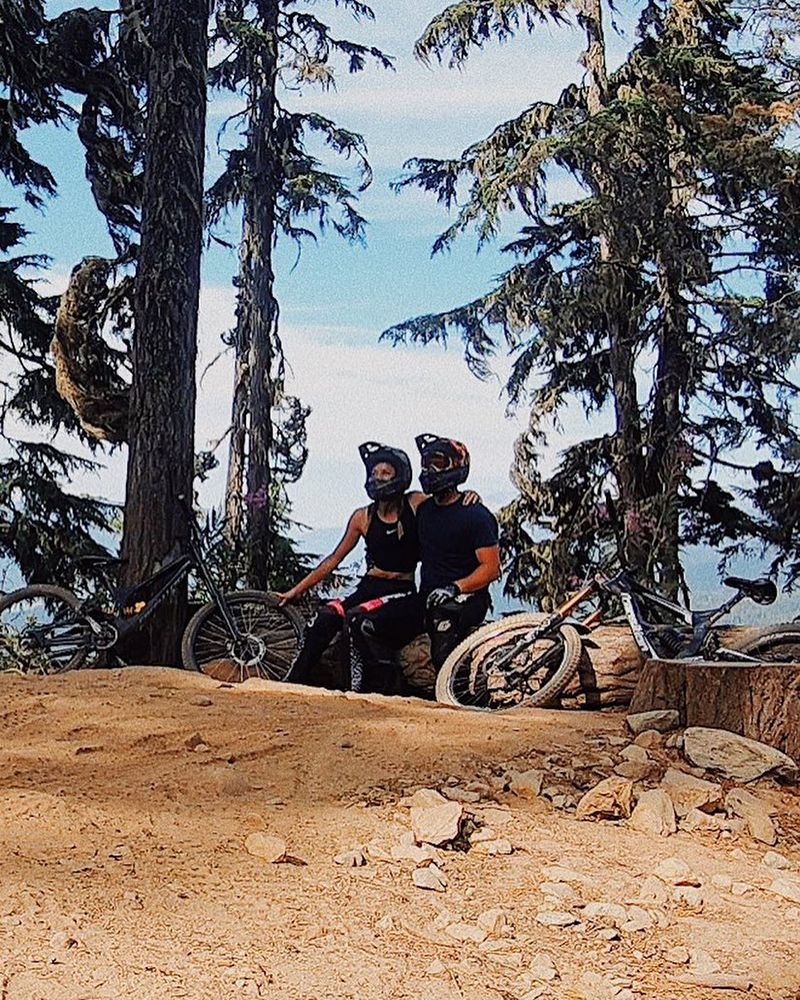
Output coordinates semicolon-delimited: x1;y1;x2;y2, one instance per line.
206;0;391;589
385;0;800;604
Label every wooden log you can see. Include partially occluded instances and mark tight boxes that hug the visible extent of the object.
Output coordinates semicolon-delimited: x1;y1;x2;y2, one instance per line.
630;658;800;760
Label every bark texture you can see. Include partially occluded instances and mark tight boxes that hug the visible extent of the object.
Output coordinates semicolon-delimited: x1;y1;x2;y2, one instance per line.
120;0;208;664
630;654;800;760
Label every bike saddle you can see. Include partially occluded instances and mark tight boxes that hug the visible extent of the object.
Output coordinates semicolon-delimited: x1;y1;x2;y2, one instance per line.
723;576;777;605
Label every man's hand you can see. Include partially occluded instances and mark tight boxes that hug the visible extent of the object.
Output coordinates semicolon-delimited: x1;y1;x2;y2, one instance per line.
426;583;460;608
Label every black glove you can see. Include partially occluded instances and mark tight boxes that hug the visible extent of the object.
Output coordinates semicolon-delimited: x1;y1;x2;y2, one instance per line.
426;583;461;609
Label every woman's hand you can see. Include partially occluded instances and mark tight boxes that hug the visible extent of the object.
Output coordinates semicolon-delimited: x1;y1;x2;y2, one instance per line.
463;490;481;506
277;588;300;606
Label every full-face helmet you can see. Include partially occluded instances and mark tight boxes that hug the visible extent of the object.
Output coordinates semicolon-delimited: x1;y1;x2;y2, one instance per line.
415;433;470;495
358;441;412;501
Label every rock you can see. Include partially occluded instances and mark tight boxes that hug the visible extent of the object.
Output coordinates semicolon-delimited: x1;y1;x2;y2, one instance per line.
375;915;395;932
470;827;498;843
621;905;652;932
660;768;723;817
244;833;286;862
426;959;446;976
576;777;635;821
672;973;751;991
653;857;694;884
664;946;690;964
509;769;545;799
391;842;441;865
673;885;704;908
334;849;366;867
412;865;448;892
184;732;205;750
711;874;733;891
629;789;676;836
665;731;685;749
404;788;448;809
528;952;559;981
762;850;792;870
769;875;800;904
688;949;721;975
477;908;511;936
614;759;658;781
620;745;650;763
725;788;777;845
440;785;480;803
471;838;513;855
634;729;664;750
535;910;578;927
633;874;670;905
475;806;512;827
683;727;798;782
445;921;487;943
541;865;585;883
730;882;752;896
540;882;577;902
582;902;629;927
597;927;619;941
411;800;463;846
189;694;213;706
680;808;727;833
627;710;680;734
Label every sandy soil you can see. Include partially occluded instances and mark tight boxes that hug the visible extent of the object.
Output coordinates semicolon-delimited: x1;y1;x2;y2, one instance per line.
1;667;799;1000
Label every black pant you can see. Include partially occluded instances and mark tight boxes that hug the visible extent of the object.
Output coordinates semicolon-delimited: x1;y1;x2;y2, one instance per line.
424;591;490;671
287;576;418;693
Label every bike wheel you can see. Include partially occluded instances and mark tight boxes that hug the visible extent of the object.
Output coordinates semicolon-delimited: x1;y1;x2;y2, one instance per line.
726;624;800;663
181;590;305;682
0;585;88;674
435;612;583;711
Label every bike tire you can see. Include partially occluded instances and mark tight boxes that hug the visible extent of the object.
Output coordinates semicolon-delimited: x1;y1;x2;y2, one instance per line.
0;585;88;674
725;623;800;663
181;590;305;682
435;612;583;711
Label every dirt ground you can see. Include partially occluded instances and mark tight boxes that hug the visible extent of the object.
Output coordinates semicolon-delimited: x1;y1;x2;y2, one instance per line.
1;667;799;1000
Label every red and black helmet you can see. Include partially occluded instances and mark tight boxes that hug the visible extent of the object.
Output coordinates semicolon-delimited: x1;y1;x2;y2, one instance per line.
358;441;412;500
415;433;470;495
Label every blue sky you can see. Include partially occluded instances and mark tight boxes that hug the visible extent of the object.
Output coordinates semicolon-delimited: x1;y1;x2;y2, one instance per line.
4;0;628;540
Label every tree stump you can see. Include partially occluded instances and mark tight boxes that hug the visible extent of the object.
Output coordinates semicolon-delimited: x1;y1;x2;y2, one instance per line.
630;658;800;760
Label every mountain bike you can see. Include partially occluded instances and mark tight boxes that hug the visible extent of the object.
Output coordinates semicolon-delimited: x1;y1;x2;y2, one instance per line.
0;496;305;681
436;542;800;712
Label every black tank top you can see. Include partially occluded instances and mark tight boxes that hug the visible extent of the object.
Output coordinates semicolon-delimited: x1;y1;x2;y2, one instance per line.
364;497;420;574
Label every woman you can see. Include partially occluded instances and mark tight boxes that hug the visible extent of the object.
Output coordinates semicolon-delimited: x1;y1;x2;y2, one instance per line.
279;441;475;693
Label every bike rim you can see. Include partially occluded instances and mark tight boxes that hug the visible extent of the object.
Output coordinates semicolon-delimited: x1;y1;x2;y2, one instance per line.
0;595;88;674
450;634;566;709
193;600;299;682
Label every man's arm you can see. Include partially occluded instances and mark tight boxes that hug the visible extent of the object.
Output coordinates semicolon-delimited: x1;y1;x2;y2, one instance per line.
455;545;501;594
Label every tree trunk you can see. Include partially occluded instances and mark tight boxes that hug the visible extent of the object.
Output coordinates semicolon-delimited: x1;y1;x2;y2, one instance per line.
630;657;800;760
120;0;208;664
235;0;280;590
224;336;248;543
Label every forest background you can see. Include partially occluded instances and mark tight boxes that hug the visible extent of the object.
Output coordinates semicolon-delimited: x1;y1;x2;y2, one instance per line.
1;0;799;659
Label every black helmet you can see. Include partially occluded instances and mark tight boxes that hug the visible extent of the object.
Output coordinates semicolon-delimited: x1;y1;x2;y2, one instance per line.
358;441;412;501
416;433;470;495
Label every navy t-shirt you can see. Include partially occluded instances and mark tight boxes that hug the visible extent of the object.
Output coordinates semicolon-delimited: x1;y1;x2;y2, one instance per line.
417;496;499;595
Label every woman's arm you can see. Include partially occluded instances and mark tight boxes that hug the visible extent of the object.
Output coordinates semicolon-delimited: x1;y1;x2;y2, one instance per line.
278;509;366;604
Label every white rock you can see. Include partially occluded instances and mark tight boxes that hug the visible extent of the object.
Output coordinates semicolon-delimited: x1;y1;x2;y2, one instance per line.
582;902;629;927
683;727;798;782
664;945;690;964
540;882;577;901
653;857;693;883
426;959;446;976
528;952;559;981
535;910;578;927
509;768;545;799
413;865;448;892
475;806;512;827
660;768;723;817
244;833;286;862
762;850;792;870
445;921;487;943
627;710;680;734
621;905;652;932
520;989;547;1000
541;865;585;883
688;948;721;976
403;788;448;809
725;788;777;845
472;838;513;855
680;808;726;833
477;907;511;936
576;777;635;821
665;731;685;749
730;882;752;896
629;789;676;837
597;927;620;941
633;874;670;905
620;744;650;764
711;873;733;891
769;875;800;904
673;885;704;909
334;849;365;867
391;842;442;865
440;786;481;803
411;800;463;846
375;914;395;932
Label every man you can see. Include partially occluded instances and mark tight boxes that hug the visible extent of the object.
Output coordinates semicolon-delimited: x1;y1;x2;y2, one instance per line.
414;433;501;672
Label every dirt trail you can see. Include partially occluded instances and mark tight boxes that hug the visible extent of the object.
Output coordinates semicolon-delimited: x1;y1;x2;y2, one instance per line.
0;667;798;1000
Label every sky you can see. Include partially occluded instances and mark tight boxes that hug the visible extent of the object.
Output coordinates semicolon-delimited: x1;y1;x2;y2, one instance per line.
3;0;628;544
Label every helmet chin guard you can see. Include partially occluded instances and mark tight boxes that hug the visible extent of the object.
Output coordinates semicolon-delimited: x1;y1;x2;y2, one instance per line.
358;441;412;500
415;433;470;495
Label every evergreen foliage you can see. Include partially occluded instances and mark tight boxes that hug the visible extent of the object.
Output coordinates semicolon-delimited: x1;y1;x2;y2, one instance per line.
385;0;800;604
